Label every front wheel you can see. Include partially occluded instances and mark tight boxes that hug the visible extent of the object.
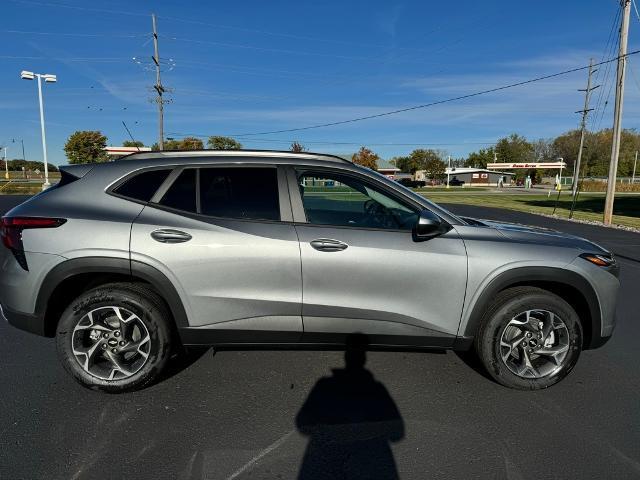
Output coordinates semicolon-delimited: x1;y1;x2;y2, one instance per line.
56;283;173;392
475;287;582;390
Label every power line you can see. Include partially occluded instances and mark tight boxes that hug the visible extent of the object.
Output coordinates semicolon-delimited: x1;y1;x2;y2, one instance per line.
0;29;147;38
7;0;148;17
221;52;640;138
164;134;496;147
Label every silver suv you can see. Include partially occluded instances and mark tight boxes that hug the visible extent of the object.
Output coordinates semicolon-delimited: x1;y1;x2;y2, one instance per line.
0;151;619;392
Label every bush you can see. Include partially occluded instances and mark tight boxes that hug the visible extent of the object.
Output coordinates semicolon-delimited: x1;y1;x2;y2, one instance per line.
579;180;640;192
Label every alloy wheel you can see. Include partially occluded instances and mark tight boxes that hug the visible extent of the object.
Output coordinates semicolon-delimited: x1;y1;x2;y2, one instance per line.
71;306;151;381
499;309;570;379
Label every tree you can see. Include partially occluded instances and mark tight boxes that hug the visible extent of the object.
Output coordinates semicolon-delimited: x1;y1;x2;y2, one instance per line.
465;147;495;168
207;136;242;150
290;141;306;153
351;147;380;169
153;137;204;151
398;148;446;175
122;140;145;148
64;130;109;164
423;156;446;180
180;137;204;150
390;156;412;173
494;133;534;163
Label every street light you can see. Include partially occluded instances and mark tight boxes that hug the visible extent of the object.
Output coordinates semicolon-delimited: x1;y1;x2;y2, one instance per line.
20;70;56;189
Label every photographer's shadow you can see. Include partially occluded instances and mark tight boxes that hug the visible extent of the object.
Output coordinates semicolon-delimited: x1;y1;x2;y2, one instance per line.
295;334;405;479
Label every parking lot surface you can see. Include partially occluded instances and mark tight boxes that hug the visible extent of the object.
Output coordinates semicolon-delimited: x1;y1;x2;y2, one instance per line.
1;196;639;479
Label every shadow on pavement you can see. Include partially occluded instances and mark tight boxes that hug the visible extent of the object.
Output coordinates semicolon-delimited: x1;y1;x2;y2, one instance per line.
295;334;404;480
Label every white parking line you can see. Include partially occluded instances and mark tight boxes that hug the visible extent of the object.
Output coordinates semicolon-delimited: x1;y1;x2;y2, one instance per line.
226;430;295;480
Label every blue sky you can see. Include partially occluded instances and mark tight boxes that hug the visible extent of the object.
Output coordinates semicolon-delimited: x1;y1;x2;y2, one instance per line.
2;0;640;165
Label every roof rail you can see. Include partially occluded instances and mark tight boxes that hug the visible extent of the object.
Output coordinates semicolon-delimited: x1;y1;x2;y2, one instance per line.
114;148;352;164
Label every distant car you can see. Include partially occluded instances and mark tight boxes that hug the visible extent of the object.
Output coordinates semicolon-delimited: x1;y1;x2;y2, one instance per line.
447;177;465;186
0;150;620;392
397;178;425;188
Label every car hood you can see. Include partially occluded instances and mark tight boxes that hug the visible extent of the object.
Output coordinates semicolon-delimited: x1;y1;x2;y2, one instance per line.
461;217;610;254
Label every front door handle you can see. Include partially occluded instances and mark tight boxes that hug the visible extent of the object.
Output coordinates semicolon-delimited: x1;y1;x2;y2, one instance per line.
310;238;348;252
151;229;192;244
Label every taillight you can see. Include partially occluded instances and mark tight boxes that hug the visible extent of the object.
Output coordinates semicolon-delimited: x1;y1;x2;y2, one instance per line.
1;217;66;270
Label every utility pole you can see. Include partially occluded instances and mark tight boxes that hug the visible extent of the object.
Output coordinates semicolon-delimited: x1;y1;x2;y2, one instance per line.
571;59;599;197
604;0;631;225
152;13;165;151
446;155;451;188
632;150;637;184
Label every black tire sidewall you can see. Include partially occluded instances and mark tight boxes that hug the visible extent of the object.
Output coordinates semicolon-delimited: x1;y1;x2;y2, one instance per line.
478;290;582;390
55;286;172;392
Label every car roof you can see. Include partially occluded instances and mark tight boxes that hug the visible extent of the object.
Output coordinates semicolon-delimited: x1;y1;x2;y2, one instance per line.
114;149;351;164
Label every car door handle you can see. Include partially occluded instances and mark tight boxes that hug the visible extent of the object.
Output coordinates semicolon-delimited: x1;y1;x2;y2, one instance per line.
310;238;348;252
151;229;192;244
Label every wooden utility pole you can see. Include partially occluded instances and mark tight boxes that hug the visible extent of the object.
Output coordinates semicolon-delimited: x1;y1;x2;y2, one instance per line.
152;14;165;151
571;59;598;197
604;0;631;225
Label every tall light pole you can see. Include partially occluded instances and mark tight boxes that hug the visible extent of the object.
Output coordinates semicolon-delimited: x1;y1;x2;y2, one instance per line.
20;70;56;189
2;146;7;180
446;155;451;188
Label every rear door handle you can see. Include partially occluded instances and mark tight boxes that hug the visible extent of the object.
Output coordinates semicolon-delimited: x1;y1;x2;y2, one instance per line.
310;238;348;252
151;229;192;244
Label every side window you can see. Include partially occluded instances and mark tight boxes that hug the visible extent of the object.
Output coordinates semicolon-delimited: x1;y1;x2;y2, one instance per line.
159;169;197;212
113;169;171;202
200;167;280;221
298;171;418;230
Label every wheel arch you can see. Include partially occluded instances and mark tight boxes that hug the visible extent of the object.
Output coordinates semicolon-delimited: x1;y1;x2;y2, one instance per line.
460;267;602;350
37;257;189;337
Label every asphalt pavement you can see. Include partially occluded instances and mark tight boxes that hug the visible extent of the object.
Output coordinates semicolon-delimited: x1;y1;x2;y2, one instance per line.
1;195;639;480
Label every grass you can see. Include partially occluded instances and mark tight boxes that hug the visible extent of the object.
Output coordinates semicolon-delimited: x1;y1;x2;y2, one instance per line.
422;192;640;229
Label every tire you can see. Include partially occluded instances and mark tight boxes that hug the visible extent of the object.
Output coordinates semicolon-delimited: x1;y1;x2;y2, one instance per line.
55;282;173;393
474;286;582;390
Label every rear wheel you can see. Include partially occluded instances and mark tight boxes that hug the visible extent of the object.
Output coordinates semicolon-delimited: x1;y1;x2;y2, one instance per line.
475;287;582;390
56;283;173;392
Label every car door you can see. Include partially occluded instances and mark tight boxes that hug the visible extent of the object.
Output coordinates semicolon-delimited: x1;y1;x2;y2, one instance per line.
289;167;468;347
130;164;303;344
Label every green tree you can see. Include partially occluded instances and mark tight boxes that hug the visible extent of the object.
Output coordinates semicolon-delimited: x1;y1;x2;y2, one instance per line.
122;140;145;148
494;133;534;163
64;130;109;164
390;155;412;173
423;156;446;180
406;149;445;174
153;137;204;151
465;147;495;168
207;136;242;150
351;147;380;169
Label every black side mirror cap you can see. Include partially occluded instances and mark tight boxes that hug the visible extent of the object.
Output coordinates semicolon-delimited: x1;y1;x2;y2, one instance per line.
413;209;451;241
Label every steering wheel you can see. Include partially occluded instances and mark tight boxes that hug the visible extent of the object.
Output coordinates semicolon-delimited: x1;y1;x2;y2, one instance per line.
363;200;398;229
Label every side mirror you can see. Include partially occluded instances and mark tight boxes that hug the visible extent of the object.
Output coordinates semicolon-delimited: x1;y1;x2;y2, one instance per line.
413;209;449;241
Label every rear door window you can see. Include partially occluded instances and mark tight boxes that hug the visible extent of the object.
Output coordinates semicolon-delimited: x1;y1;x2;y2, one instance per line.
199;167;280;221
159;169;197;213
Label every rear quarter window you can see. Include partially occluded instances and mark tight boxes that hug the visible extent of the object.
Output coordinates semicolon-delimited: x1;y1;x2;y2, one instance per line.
113;169;172;202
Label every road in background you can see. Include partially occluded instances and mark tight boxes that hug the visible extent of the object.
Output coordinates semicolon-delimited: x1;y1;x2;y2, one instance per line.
1;196;639;479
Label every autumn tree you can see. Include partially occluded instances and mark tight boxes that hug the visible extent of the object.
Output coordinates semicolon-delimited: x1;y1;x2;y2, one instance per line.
64;130;109;164
290;141;306;152
351;147;380;169
208;136;242;150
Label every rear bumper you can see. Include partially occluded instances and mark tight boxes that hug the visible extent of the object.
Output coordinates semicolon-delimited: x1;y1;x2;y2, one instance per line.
1;304;46;336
